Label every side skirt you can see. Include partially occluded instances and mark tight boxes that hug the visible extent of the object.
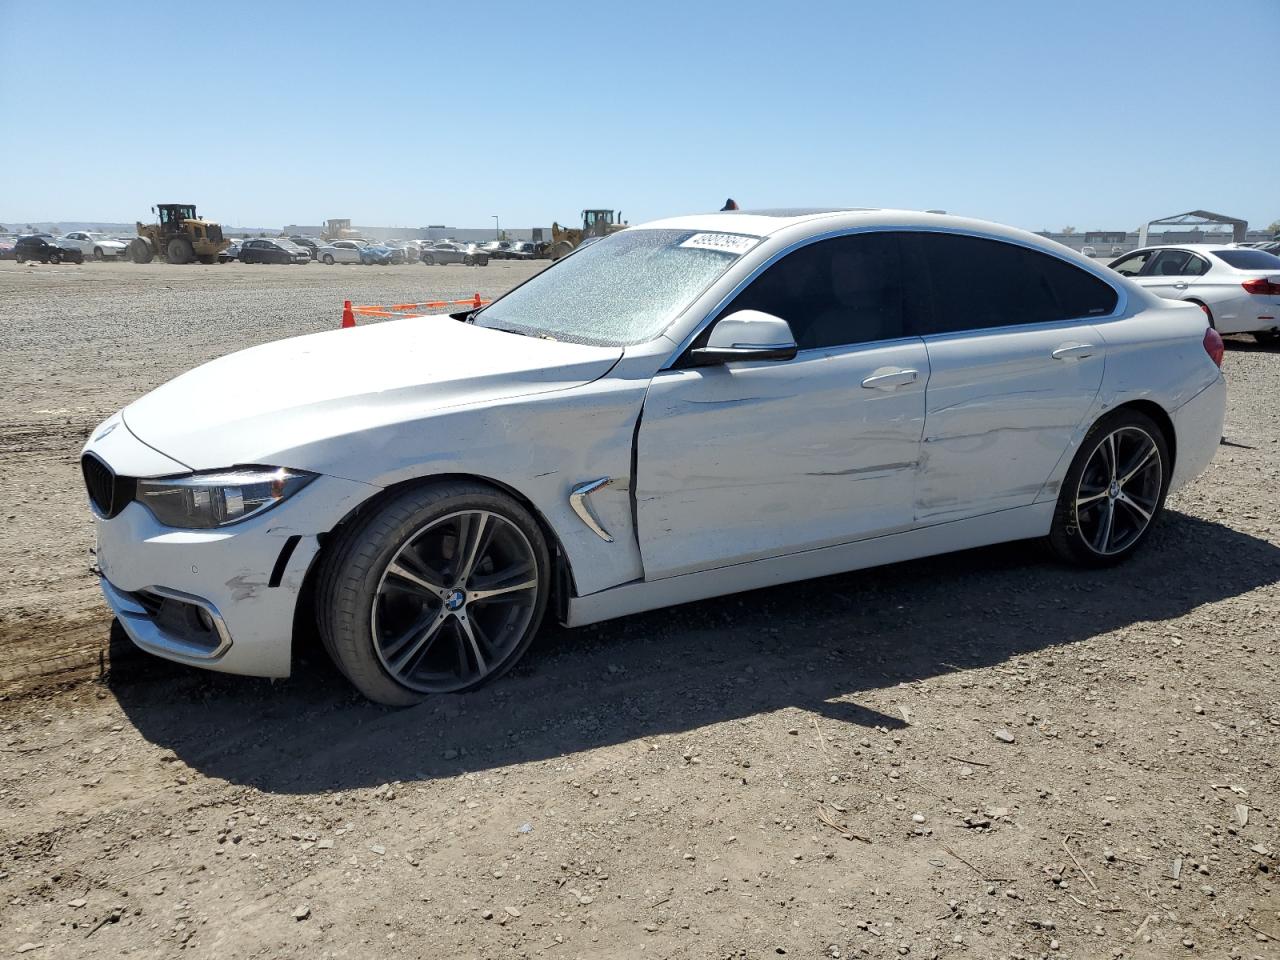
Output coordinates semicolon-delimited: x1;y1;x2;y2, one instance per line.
564;503;1054;628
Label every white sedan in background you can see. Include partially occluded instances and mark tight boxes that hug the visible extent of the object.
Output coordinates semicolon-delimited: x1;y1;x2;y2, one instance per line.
60;231;130;260
82;208;1226;705
1108;244;1280;342
315;239;368;264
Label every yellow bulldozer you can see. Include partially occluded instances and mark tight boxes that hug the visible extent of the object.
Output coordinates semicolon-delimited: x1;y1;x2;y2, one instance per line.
321;218;361;241
548;209;626;259
129;204;230;264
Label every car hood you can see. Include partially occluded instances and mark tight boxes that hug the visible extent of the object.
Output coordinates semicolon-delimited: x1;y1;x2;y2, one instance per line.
122;317;622;472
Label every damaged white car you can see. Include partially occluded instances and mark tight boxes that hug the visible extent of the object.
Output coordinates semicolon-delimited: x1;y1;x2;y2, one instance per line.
82;209;1227;705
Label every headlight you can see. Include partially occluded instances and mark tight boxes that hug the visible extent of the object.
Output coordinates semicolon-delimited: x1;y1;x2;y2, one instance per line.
136;467;316;529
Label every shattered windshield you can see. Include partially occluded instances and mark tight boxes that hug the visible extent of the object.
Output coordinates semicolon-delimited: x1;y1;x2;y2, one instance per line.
474;228;761;346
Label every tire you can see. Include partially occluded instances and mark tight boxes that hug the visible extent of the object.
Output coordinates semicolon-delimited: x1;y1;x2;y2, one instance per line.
1047;408;1170;567
166;236;194;264
49;250;62;264
422;254;434;265
129;238;153;264
15;253;25;264
1253;329;1279;345
197;254;216;265
92;247;105;261
316;481;551;706
322;254;335;265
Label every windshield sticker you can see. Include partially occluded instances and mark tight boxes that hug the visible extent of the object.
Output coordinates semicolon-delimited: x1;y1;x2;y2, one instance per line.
679;233;759;255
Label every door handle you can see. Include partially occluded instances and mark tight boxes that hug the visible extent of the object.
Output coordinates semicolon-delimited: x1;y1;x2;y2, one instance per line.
1051;344;1096;361
1173;282;1188;289
861;368;919;390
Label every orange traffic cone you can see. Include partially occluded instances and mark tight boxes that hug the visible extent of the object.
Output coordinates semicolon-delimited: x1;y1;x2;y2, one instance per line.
472;292;482;309
341;300;356;328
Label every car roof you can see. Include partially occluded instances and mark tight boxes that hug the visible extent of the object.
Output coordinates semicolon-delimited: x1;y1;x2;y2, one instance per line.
636;208;1106;261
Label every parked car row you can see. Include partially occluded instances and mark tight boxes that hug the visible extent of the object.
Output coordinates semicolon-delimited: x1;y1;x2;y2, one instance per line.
1107;244;1280;341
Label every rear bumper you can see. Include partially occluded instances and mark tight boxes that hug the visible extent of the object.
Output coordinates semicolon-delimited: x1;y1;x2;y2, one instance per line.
1168;373;1226;495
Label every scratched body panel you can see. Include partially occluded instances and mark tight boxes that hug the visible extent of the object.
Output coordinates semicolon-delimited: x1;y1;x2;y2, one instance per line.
635;339;929;579
916;324;1105;521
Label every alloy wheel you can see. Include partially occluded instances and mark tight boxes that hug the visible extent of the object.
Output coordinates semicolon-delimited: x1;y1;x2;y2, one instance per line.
371;510;540;693
1073;426;1163;556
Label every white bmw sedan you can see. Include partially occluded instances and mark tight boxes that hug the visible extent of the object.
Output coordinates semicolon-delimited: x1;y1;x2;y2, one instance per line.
1108;244;1280;342
82;209;1227;705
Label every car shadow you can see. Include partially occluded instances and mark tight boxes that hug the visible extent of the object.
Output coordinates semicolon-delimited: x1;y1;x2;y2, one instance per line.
106;511;1280;795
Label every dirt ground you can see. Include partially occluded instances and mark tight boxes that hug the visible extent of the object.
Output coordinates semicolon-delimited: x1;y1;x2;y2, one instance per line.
0;259;1277;959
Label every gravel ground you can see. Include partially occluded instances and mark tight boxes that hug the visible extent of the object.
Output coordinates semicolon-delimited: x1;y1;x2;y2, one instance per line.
0;259;1277;959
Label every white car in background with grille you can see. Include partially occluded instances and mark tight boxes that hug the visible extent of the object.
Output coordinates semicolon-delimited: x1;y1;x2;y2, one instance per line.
81;208;1228;706
1108;244;1280;342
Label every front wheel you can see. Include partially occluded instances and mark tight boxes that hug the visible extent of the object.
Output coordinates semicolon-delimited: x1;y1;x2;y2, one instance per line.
322;254;334;265
422;255;435;265
317;482;551;706
1048;409;1169;567
93;247;105;261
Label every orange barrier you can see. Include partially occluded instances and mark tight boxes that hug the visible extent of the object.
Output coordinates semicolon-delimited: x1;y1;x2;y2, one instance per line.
341;293;490;327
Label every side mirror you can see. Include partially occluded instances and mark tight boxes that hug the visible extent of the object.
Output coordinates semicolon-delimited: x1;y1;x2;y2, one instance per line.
688;310;798;366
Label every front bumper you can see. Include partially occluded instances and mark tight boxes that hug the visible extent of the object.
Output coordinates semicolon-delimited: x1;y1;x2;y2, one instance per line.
85;423;378;678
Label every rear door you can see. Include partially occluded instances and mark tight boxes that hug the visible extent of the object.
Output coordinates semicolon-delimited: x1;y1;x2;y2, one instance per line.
1141;249;1206;301
906;232;1119;523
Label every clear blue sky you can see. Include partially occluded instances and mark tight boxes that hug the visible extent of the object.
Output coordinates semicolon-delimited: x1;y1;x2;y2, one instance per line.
2;0;1277;232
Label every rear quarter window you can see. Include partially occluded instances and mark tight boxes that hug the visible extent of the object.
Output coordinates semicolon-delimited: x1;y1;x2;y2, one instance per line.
1213;249;1280;270
908;233;1118;335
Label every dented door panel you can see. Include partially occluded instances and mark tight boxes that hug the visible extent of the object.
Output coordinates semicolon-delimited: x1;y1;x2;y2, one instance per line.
635;339;930;580
916;325;1105;522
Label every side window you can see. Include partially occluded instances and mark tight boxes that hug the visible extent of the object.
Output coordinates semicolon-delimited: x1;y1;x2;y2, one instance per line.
1147;250;1192;276
722;232;907;350
1110;250;1154;277
1183;254;1210;277
907;233;1117;335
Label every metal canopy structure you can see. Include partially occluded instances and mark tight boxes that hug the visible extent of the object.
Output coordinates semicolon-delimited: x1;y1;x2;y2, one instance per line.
1138;210;1248;247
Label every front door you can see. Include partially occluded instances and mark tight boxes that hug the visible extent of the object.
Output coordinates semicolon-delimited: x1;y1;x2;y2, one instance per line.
634;231;929;580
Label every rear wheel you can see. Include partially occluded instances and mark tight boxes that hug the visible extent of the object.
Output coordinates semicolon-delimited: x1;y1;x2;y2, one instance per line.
197;254;216;265
1254;329;1279;345
15;253;25;264
317;481;550;706
129;238;153;264
1048;408;1169;567
422;254;435;265
48;250;63;264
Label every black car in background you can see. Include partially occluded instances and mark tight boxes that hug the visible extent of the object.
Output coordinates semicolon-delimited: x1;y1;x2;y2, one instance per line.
288;236;323;259
239;238;310;265
15;235;84;264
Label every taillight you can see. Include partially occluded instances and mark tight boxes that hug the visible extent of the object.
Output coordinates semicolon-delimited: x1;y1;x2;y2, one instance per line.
1203;327;1224;368
1242;277;1280;296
